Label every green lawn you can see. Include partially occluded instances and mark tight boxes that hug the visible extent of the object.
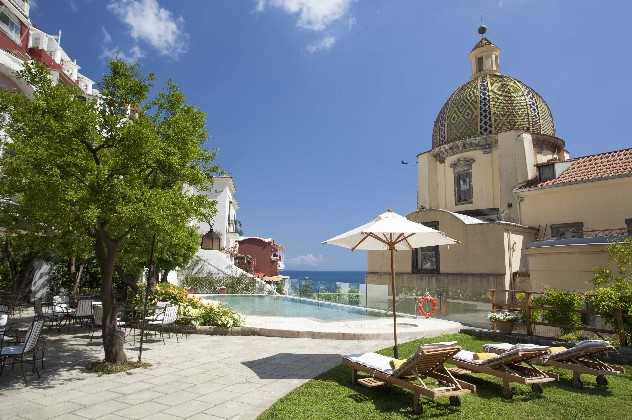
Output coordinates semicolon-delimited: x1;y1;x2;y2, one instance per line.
258;333;632;420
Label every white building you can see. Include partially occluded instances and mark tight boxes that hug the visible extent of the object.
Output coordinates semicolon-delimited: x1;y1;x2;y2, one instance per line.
196;176;241;251
0;0;95;97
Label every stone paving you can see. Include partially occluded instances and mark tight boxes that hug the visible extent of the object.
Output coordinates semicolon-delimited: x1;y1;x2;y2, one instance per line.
0;326;392;419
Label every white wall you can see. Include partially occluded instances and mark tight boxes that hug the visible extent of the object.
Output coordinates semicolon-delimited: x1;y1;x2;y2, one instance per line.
194;177;239;250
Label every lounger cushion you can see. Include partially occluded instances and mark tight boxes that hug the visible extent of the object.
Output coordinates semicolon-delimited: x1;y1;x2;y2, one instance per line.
454;346;545;366
548;340;612;360
483;343;549;354
453;350;477;363
345;352;395;375
474;352;497;361
346;342;460;377
389;358;406;369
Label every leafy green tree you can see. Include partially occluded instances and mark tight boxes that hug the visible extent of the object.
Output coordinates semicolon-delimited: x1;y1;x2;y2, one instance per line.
589;238;632;346
0;61;217;363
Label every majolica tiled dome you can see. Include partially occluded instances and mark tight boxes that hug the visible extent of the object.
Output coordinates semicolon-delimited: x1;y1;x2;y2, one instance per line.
432;73;556;149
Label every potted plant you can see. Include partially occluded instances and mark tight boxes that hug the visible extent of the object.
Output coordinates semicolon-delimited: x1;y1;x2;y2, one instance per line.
488;311;522;334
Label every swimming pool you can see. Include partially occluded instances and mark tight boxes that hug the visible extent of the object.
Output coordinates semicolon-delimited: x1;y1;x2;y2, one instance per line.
201;295;389;322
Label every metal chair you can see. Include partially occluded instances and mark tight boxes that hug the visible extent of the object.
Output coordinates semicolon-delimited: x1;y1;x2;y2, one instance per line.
90;304;127;342
0;319;46;382
148;305;178;344
35;300;71;330
74;298;94;327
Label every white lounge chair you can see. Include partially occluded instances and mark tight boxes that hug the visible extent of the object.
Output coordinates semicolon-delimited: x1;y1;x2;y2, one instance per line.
483;340;625;388
343;342;475;414
449;346;556;398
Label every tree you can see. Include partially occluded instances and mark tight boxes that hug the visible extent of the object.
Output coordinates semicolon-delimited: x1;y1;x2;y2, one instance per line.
0;61;218;363
589;238;632;346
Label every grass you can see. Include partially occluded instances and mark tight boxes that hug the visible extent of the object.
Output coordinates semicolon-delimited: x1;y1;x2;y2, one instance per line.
258;333;632;420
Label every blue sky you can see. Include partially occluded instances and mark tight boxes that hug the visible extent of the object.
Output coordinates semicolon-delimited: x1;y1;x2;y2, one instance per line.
31;1;632;270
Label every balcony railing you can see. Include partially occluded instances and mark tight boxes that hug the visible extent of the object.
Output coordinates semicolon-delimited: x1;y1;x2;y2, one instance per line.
7;0;29;18
539;227;628;242
227;219;242;235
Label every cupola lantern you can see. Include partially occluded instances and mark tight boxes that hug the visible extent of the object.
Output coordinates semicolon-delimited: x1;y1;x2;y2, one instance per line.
468;25;501;78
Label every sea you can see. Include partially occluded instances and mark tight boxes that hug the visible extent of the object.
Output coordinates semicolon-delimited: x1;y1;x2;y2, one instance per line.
283;270;365;293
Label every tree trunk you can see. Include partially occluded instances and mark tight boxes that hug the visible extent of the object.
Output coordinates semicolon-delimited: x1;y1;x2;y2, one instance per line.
95;226;127;364
147;265;158;291
71;262;85;299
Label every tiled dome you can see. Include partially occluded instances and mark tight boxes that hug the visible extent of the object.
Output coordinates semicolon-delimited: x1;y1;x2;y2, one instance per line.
432;73;556;149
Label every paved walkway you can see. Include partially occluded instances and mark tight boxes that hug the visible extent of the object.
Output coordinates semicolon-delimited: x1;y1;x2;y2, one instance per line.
0;327;391;419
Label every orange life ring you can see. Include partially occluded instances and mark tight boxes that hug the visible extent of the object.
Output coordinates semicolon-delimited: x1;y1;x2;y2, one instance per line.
417;295;438;318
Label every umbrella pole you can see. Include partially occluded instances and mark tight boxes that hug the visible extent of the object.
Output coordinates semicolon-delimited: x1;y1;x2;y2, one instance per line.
390;246;398;359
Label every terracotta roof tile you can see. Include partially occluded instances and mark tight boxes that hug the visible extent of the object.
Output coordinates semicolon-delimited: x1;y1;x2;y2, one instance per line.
524;148;632;190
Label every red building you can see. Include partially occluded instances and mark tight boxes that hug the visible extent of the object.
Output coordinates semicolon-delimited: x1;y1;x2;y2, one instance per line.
237;237;283;277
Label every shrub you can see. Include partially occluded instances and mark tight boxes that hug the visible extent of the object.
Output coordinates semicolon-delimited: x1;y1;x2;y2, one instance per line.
129;283;243;327
533;289;583;335
153;283;204;318
587;240;632;346
488;311;521;322
275;281;285;295
181;274;257;294
197;303;242;328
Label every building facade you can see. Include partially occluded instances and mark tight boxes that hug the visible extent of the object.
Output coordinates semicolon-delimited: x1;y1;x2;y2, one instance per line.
367;28;632;302
0;0;95;97
197;176;241;252
237;237;283;277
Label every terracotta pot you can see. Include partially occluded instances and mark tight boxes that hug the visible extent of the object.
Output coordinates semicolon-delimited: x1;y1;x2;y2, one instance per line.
495;320;514;334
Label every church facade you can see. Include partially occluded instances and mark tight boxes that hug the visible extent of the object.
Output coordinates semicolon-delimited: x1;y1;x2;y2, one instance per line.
366;29;632;302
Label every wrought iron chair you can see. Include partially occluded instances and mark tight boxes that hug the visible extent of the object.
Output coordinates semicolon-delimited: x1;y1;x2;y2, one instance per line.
147;305;178;344
0;309;8;339
0;319;46;382
90;304;127;342
34;300;70;330
74;297;94;327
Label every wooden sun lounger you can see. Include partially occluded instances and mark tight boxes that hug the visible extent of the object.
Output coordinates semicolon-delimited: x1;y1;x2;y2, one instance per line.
484;341;625;389
343;344;476;414
449;347;556;398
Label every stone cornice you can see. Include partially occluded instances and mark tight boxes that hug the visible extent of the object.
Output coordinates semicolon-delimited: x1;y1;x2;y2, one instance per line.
431;135;497;163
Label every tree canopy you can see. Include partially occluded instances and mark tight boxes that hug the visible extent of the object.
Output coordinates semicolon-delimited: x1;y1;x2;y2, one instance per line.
0;60;218;362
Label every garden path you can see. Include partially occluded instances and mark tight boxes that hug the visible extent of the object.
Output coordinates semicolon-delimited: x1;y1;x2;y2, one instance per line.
0;326;391;419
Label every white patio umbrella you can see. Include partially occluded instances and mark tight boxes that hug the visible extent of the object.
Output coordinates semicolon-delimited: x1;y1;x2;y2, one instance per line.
323;209;459;358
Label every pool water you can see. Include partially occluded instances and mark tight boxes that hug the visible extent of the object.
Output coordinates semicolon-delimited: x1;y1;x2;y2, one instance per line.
203;295;388;322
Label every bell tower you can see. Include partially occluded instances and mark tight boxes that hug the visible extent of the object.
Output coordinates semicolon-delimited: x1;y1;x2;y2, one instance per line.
468;25;501;78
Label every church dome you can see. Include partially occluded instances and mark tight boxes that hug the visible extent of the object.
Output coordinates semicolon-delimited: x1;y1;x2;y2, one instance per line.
432;34;556;149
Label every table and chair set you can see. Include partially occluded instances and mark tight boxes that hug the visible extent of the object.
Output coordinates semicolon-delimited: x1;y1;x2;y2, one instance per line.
0;295;189;383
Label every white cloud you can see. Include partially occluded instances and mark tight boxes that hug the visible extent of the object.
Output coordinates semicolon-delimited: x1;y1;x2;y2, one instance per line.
306;35;336;53
101;45;145;62
286;254;324;267
256;0;352;31
107;0;188;58
102;27;112;45
100;27;145;63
